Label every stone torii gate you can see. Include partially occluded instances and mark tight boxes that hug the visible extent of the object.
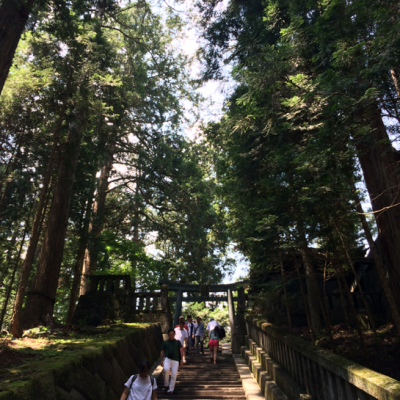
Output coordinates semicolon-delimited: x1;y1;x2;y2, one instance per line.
159;279;248;353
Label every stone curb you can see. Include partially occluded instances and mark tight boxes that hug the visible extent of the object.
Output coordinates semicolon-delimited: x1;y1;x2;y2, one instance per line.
233;353;265;400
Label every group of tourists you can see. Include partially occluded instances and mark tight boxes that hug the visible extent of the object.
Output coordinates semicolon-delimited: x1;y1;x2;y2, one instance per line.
120;315;224;399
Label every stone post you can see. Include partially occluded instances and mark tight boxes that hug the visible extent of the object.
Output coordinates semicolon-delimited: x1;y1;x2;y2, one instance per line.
160;285;168;310
106;277;113;292
237;287;246;314
88;276;100;293
124;276;131;292
228;288;235;333
174;289;183;327
138;295;144;310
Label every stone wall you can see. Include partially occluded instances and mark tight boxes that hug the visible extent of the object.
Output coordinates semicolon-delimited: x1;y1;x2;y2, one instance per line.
0;323;162;400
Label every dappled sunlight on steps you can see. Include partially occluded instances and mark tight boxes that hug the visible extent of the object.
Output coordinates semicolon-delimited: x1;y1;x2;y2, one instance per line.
157;346;246;400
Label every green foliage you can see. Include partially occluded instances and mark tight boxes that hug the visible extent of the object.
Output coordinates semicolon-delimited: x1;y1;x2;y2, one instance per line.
0;0;232;328
183;301;231;342
196;0;400;304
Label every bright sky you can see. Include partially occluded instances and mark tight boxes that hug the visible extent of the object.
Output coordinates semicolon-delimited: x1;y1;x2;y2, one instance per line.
144;0;250;283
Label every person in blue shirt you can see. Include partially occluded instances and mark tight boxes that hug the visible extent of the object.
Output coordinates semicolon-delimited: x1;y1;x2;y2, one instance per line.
193;316;205;355
187;315;195;351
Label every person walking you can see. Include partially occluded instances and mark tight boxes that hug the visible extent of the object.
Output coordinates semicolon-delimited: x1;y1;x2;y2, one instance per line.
206;317;220;333
160;329;183;394
187;315;195;352
193;316;205;355
174;318;189;363
175;315;188;331
120;359;157;400
208;324;221;364
207;317;221;364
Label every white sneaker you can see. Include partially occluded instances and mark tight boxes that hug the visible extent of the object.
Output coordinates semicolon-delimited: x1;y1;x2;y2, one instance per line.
183;357;187;363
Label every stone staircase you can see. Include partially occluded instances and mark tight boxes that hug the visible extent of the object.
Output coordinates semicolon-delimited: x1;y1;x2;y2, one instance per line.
156;346;246;399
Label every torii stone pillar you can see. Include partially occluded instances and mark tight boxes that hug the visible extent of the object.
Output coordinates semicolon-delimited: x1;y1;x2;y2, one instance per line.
173;289;183;327
227;288;235;334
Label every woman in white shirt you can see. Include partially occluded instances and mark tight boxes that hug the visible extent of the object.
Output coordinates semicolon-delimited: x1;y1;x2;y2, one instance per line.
120;359;157;400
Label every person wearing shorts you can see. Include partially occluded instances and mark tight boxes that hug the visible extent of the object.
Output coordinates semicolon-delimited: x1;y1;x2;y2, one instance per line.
208;320;221;364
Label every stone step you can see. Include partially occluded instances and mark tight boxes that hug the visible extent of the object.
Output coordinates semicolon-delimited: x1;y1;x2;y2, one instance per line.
157;381;242;389
157;352;246;400
157;395;246;400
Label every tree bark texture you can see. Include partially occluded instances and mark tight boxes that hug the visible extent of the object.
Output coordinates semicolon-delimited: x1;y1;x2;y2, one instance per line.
299;245;322;332
0;222;29;328
0;135;23;215
333;261;367;353
22;120;83;328
293;255;315;341
355;107;400;301
79;148;114;296
354;190;400;333
0;0;35;94
279;253;292;331
333;223;376;334
66;183;95;324
11;140;58;337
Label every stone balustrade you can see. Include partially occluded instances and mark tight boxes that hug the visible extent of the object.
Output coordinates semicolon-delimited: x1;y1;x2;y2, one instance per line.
87;274;131;293
245;316;400;400
132;292;163;312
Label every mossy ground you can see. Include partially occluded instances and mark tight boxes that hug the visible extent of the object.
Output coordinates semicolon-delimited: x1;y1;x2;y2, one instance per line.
0;323;150;392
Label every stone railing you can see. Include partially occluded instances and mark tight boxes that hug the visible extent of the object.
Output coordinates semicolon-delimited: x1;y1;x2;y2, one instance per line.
87;274;131;293
133;292;164;312
85;275;168;313
245;316;400;400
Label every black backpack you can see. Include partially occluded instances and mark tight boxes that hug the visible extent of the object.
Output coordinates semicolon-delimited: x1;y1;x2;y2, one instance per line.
129;374;155;390
214;325;226;339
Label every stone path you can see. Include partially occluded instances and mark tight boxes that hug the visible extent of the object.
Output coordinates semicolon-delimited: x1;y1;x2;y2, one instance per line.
156;344;247;399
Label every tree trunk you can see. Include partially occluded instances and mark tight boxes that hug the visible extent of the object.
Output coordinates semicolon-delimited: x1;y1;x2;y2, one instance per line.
131;170;141;291
355;106;400;301
279;253;292;331
333;261;367;354
299;244;322;332
335;271;350;329
299;243;334;345
390;69;400;97
66;182;95;324
11;142;58;337
22;119;83;329
293;254;315;341
354;189;400;333
0;136;23;214
333;222;376;334
0;220;29;328
0;0;35;94
80;148;114;296
0;230;18;296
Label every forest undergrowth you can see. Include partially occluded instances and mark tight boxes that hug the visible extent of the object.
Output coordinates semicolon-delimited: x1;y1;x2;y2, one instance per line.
286;323;400;380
